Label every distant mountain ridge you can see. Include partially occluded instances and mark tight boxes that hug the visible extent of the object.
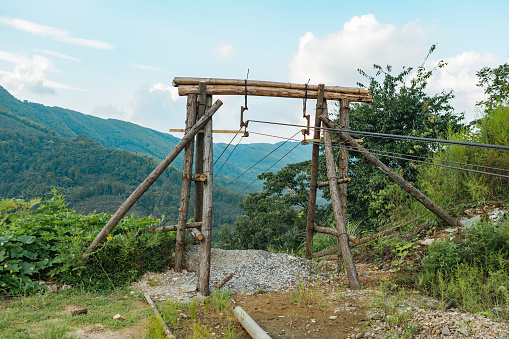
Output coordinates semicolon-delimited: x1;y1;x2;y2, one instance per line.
0;86;310;191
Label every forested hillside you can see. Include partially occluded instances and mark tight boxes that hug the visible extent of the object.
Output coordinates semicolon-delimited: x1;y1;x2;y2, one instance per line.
0;86;310;191
0;110;243;235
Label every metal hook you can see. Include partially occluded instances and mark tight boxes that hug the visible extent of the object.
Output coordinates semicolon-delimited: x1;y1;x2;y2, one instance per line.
240;69;249;131
302;79;311;139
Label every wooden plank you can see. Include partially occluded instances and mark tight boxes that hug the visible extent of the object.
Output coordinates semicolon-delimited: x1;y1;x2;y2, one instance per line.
319;116;462;228
145;222;203;233
177;84;372;102
175;94;197;272
305;84;325;259
323;100;360;290
173;77;371;95
170;129;242;134
198;94;213;296
85;99;223;256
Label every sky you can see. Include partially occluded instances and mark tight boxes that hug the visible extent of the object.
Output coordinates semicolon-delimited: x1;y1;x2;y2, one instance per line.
0;0;508;143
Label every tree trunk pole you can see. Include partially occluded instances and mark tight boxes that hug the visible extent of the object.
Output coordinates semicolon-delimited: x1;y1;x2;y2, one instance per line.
319;116;462;228
198;95;213;295
337;99;350;273
175;94;197;272
194;82;207;225
323;100;361;290
85;99;223;256
305;84;325;259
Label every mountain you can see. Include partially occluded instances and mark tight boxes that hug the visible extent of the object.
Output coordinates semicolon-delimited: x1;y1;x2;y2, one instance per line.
0;109;243;240
0;86;311;192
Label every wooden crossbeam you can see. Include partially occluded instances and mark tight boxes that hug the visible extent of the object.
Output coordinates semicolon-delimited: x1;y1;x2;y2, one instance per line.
302;138;363;144
170;129;242;134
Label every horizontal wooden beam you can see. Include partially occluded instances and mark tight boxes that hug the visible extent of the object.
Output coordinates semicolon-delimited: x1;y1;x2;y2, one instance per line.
317;177;351;187
170;129;243;134
176;85;372;102
303;138;363;143
145;222;202;233
182;173;207;182
173;77;371;95
313;225;360;244
190;227;204;241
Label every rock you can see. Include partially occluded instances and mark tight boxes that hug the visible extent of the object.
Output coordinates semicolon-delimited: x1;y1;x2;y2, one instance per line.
70;308;88;315
460;215;481;228
442;326;451;336
180;284;197;293
444;228;457;233
419;238;435;246
113;314;126;320
195;292;207;303
489;208;506;223
329;315;338;320
459;326;469;336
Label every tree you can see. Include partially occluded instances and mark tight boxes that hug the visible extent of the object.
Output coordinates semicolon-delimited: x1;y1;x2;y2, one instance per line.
338;46;465;227
476;63;509;110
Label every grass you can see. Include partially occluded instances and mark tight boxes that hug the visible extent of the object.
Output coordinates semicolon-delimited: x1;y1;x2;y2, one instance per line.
0;288;150;339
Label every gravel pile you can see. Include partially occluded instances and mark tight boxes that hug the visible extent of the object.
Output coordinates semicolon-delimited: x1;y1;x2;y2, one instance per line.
133;245;317;302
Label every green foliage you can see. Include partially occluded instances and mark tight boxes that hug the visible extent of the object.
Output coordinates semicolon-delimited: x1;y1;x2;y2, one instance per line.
476;63;509;109
420;105;509;209
419;221;509;318
0;192;176;295
344;45;464;228
219;161;317;252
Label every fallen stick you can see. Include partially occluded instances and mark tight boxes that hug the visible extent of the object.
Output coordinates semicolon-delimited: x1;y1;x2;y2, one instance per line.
143;292;176;339
234;306;272;339
215;273;234;289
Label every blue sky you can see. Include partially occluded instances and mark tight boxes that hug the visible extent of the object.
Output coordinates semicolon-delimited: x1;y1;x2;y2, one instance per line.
1;0;508;143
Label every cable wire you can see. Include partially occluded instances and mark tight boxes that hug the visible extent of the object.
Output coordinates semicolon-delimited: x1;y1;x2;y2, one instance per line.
214;134;245;178
213;129;242;166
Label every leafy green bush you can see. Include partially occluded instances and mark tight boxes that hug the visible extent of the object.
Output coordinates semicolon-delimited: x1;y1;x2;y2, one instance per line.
0;191;176;295
419;220;509;318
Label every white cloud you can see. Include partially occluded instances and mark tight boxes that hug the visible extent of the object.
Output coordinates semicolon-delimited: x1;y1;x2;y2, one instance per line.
289;14;429;86
215;43;236;59
92;104;132;120
149;83;180;102
37;49;81;61
0;50;85;94
130;63;164;72
0;17;115;50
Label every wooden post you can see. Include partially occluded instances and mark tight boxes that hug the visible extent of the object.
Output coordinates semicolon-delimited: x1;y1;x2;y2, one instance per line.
85;99;223;256
194;82;207;225
175;94;197;272
305;84;325;259
319;116;462;228
322;100;361;290
337;99;350;272
198;94;213;295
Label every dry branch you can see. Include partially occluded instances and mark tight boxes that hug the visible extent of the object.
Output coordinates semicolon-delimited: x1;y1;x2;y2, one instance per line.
313;225;360;244
215;273;234;289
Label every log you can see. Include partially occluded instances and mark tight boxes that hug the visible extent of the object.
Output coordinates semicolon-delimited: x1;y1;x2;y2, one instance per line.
304;138;363;143
198;93;213;296
215;273;234;289
177;84;371;102
317;177;350;187
305;84;325;259
323;100;360;290
319;116;462;228
312;224;404;258
144;292;176;339
85;99;223;256
191;173;207;182
337;99;350;272
190;227;204;241
145;222;203;233
175;94;197;272
173;77;370;95
313;225;360;244
234;306;272;339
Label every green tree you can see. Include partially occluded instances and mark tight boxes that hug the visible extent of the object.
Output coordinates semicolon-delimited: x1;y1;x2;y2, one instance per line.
342;46;464;227
476;63;509;109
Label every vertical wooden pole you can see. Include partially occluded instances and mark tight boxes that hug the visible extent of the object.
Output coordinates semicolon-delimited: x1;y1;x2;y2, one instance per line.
322;100;360;290
305;84;325;259
337;99;349;272
198;95;213;295
194;82;207;225
175;94;197;272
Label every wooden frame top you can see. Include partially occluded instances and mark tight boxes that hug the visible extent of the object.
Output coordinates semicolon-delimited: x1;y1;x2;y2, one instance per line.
172;77;372;102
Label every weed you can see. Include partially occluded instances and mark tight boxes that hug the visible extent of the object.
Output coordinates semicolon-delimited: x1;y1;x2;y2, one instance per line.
211;288;232;310
191;322;213;338
144;316;166;339
39;320;76;339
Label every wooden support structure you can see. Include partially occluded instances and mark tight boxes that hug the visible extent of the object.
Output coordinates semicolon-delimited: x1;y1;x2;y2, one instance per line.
194;83;207;227
305;84;325;259
319;116;462;228
316;177;350;187
170;129;243;134
146;222;202;233
198;87;214;295
313;225;360;244
322;100;361;289
85;99;223;256
175;94;197;272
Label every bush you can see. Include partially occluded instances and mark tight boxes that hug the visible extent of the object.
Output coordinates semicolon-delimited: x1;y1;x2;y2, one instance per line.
0;191;176;295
